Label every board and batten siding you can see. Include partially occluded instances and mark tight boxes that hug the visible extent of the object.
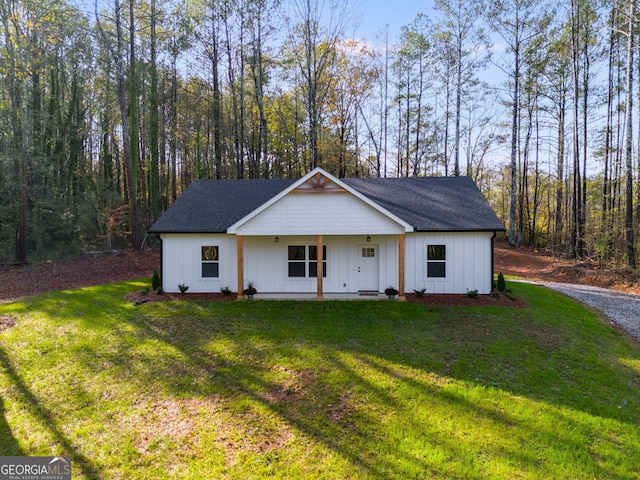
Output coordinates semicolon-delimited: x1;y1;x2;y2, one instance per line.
404;232;494;294
160;231;494;295
243;235;397;294
160;233;237;293
234;193;406;236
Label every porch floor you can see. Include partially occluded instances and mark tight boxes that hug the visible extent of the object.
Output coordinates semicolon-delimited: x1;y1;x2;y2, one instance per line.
250;293;398;301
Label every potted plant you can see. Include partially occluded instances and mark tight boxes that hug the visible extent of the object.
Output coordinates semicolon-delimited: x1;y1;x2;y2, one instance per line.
384;286;399;300
243;281;257;299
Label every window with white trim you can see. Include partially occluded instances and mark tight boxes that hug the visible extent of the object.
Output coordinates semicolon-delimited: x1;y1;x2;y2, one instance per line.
201;246;219;277
427;245;446;278
288;245;327;278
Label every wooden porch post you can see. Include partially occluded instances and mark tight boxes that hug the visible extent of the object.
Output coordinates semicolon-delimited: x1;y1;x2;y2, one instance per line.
398;233;406;301
237;235;244;300
317;234;324;300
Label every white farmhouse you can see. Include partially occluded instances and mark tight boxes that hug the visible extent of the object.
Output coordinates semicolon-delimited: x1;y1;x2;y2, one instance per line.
149;167;505;299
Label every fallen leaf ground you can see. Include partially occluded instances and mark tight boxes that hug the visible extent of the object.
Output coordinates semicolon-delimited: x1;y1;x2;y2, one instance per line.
0;250;160;303
494;243;640;294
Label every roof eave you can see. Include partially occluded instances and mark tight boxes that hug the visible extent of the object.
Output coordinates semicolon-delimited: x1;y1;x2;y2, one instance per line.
149;230;229;235
413;227;506;233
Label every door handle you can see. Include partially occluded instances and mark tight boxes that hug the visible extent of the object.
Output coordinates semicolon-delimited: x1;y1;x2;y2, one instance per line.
358;267;361;273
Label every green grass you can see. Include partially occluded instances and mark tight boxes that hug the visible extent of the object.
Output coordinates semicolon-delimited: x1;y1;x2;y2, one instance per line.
1;281;639;479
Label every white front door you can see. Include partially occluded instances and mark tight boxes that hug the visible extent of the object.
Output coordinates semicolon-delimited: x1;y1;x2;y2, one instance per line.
357;244;379;292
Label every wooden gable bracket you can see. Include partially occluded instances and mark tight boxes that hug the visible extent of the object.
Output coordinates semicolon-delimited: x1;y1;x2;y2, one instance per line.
294;172;347;193
310;172;330;189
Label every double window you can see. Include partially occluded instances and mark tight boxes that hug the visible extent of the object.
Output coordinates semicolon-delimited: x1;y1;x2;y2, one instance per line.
427;245;446;278
288;245;327;278
201;246;219;277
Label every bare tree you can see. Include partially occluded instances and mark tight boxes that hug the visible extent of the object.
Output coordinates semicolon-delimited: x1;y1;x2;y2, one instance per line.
286;0;351;171
485;0;552;246
621;0;636;268
434;0;490;177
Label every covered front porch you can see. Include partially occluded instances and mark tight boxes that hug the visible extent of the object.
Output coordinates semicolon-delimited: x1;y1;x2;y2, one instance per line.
235;234;407;300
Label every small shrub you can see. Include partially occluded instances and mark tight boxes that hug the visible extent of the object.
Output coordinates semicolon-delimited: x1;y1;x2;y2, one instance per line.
220;286;232;296
178;284;189;294
466;289;479;298
151;269;161;290
497;273;506;292
413;288;427;297
140;287;149;296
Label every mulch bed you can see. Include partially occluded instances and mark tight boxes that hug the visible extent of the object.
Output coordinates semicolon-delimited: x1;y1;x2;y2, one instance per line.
406;293;528;308
125;290;527;308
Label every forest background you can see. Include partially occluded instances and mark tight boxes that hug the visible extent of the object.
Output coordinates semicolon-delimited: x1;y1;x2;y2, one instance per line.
0;0;637;269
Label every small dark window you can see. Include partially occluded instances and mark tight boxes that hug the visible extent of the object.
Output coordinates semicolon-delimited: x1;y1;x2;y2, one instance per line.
288;245;306;260
427;262;446;278
361;247;375;258
427;245;446;278
427;245;446;261
201;246;219;278
288;262;306;277
309;245;327;278
202;263;219;277
288;246;306;277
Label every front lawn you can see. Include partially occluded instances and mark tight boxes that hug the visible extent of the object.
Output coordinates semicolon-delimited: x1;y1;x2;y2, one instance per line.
0;282;639;479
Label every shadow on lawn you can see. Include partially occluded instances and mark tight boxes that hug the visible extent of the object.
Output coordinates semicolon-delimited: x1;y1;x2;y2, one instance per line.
116;311;449;478
0;396;23;456
6;283;639;478
84;297;638;479
0;348;101;478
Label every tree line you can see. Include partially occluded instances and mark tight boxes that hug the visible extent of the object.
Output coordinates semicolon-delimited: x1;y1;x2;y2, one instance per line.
0;0;639;269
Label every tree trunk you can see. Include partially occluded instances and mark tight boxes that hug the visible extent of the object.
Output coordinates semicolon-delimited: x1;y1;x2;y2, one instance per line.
555;90;565;249
210;12;224;179
149;0;160;221
249;4;269;178
127;0;143;250
603;7;615;231
2;2;29;263
624;0;636;268
570;0;582;259
454;37;462;177
508;35;520;247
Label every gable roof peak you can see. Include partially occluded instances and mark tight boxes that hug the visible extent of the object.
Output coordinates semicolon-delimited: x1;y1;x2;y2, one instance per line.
227;167;414;233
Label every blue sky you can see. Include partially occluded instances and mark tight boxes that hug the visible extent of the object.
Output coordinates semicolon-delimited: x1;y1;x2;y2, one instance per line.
351;0;435;45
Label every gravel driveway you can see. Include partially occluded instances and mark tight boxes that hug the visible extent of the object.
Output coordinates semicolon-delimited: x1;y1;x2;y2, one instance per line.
538;282;640;339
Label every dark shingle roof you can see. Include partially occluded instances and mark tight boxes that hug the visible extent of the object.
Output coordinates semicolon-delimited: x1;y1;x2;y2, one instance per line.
148;179;295;233
149;175;505;233
343;176;505;231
